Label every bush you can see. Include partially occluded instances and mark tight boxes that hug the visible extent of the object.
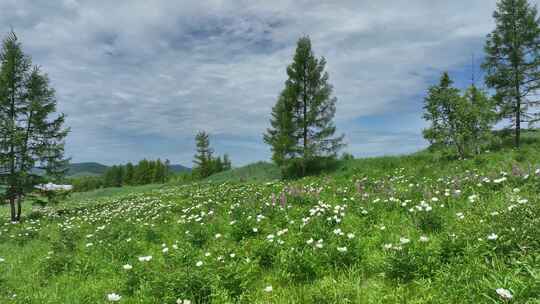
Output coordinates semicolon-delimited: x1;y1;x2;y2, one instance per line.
282;157;339;179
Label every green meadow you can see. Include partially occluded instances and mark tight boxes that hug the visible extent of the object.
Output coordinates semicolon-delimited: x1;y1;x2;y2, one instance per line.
1;131;539;303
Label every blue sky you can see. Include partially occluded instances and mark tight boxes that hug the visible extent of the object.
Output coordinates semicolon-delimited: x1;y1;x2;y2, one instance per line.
2;0;538;166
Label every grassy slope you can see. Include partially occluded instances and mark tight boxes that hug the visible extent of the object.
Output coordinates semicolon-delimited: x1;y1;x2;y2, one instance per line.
205;161;281;183
0;133;539;303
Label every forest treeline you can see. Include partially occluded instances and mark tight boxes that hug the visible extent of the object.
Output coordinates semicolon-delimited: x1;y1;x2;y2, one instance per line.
69;133;232;192
69;159;170;192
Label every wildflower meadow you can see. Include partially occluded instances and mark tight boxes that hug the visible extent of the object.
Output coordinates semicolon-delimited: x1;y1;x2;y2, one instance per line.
1;135;539;303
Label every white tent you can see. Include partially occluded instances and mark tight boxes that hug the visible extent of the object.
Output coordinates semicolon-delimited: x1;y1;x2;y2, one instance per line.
35;183;73;192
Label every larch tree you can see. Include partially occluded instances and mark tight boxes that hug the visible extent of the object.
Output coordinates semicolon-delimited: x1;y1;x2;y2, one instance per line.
263;89;296;167
0;31;69;221
264;36;344;177
193;131;214;178
483;0;540;148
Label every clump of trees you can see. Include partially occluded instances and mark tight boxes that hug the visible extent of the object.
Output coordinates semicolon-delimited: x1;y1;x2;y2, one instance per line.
423;73;496;158
104;159;169;187
193;131;231;178
70;159;171;192
0;31;69;221
424;0;540;155
264;36;344;178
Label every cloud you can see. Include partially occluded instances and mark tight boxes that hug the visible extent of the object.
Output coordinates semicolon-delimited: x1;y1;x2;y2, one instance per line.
1;0;537;165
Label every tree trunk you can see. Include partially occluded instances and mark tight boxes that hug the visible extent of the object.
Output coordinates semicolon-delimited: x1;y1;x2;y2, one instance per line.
16;196;22;221
9;197;16;222
302;68;308;177
515;96;521;148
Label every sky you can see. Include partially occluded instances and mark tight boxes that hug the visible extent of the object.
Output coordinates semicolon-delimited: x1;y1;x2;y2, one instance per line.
2;0;538;167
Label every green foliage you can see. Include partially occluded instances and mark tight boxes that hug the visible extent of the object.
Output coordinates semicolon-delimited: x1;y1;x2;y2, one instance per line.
264;36;345;178
423;72;496;158
69;159;171;192
0;134;540;302
0;30;69;221
483;0;540;147
193;131;231;179
205;161;280;183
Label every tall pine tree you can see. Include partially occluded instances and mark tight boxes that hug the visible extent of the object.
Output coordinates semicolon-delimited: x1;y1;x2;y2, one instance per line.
264;36;344;177
483;0;540;147
0;31;69;221
193;131;214;178
264;90;296;167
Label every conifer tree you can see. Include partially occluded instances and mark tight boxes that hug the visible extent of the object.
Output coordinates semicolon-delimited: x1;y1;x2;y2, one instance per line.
483;0;540;147
264;36;344;177
193;131;214;178
164;159;171;178
124;162;134;185
0;31;69;221
264;90;296;167
222;154;232;170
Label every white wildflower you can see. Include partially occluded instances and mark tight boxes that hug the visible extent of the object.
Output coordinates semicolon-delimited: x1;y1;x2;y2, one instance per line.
487;233;498;241
337;246;347;252
495;288;513;300
138;256;152;262
399;237;410;244
107;293;122;302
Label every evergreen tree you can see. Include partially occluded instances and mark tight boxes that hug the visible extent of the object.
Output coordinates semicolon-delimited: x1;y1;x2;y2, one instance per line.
113;165;124;187
264;90;296;167
164;159;171;178
193;131;214;178
133;159;147;185
124;162;134;185
264;36;344;177
483;0;540;147
152;159;166;183
222;154;232;170
104;166;119;187
0;31;69;221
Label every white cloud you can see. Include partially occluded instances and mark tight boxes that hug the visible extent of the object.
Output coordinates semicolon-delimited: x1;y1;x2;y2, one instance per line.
1;0;537;165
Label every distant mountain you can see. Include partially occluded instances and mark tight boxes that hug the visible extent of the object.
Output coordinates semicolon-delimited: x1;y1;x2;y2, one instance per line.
68;162;109;177
168;164;191;173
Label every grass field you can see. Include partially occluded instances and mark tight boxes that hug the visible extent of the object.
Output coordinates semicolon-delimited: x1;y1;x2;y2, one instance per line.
0;132;539;303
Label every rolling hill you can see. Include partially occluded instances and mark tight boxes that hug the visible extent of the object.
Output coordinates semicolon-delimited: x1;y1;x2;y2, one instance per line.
67;162;109;177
